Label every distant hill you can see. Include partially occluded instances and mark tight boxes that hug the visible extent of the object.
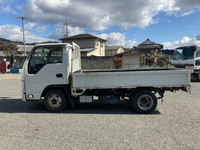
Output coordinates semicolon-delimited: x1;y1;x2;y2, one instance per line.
0;38;24;45
0;38;58;45
0;38;12;42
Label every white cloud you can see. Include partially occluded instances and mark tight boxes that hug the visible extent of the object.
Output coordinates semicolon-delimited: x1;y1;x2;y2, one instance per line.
181;10;195;16
48;25;85;40
163;36;200;48
36;26;47;32
25;22;37;30
0;24;53;43
0;1;15;14
98;32;138;48
48;26;137;47
196;34;200;40
175;0;200;10
24;0;189;31
0;6;14;14
68;26;85;36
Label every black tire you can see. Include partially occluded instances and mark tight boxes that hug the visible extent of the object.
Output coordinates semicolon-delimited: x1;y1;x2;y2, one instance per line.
196;74;200;81
44;90;67;112
131;90;157;114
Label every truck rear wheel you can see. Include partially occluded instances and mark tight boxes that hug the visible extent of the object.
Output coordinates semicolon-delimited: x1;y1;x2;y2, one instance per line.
44;90;67;112
131;90;157;114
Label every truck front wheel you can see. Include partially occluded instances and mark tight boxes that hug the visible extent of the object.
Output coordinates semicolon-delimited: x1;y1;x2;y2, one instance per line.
196;73;200;81
131;90;157;114
44;90;67;112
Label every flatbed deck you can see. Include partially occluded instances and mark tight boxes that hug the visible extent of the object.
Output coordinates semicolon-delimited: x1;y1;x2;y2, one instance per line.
72;69;191;90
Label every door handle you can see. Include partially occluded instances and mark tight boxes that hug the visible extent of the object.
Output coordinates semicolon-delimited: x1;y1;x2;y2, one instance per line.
56;74;63;78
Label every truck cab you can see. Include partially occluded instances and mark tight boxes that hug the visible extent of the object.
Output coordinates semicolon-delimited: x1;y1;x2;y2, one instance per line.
21;43;80;101
171;45;200;80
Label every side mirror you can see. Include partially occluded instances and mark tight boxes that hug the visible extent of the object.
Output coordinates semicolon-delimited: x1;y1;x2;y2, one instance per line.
195;60;200;66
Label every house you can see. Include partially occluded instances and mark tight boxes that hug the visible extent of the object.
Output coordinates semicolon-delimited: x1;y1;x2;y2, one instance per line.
115;49;145;69
136;38;163;56
60;34;107;56
123;51;145;69
14;45;34;56
135;39;164;65
105;46;124;56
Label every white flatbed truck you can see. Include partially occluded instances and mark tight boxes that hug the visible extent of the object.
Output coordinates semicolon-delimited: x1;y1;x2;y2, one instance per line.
171;45;200;81
21;43;191;114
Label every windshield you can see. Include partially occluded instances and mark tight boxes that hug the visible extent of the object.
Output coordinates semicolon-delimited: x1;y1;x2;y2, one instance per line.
172;47;196;60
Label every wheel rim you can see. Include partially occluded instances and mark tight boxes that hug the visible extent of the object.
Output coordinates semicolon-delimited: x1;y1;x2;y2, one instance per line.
137;94;154;111
47;94;62;109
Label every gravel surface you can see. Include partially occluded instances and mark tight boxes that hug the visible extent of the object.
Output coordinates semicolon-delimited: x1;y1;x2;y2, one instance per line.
0;74;200;150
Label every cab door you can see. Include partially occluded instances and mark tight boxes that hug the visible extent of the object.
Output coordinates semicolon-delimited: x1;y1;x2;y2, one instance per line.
24;45;69;100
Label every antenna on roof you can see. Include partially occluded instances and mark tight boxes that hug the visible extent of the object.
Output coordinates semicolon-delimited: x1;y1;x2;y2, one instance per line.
64;20;70;38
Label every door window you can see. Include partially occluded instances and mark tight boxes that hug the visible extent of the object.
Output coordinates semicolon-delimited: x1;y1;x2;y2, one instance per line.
28;46;63;74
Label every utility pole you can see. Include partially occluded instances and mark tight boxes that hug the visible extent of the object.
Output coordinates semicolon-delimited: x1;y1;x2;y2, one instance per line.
17;16;28;56
64;20;70;38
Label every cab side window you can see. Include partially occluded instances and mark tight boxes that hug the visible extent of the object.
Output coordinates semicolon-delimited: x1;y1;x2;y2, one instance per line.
28;46;63;74
47;50;62;63
196;51;200;58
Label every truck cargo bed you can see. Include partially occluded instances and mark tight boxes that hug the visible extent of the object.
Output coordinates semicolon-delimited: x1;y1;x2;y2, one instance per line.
72;69;191;89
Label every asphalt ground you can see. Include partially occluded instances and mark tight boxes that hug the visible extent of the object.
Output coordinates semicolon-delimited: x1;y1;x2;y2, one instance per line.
0;74;199;150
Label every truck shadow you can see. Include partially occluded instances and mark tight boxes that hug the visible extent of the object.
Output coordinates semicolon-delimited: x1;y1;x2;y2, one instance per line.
191;79;200;82
0;98;160;115
191;76;200;82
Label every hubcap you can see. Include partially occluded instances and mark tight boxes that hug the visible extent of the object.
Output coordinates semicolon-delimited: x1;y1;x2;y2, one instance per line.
47;94;62;108
137;94;154;111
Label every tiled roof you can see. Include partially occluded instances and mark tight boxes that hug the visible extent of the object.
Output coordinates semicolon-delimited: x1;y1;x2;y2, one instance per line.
60;34;107;42
137;39;163;49
15;45;34;52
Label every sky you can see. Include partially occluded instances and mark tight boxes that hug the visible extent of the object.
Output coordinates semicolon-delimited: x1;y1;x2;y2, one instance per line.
0;0;200;49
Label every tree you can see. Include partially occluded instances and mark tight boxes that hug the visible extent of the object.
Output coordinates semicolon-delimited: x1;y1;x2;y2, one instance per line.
146;49;170;67
0;42;17;56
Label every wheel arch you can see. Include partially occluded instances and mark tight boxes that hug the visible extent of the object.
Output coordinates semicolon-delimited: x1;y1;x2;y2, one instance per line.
41;84;71;100
128;87;155;97
131;89;158;114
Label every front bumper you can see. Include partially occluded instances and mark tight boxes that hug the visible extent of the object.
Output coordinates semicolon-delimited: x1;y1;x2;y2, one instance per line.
193;69;200;74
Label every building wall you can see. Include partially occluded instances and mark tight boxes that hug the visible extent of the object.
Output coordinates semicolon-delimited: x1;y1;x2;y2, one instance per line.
0;56;115;70
63;39;105;56
81;56;114;69
87;41;105;56
105;47;124;56
123;54;141;69
117;47;124;54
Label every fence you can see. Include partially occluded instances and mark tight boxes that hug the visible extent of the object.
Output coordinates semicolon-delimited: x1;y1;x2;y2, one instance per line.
0;56;115;70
